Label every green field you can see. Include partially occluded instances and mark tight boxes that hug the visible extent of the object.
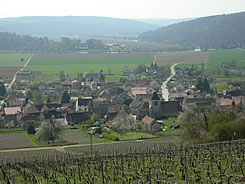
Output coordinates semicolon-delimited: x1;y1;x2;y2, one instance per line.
208;49;245;65
0;53;32;66
25;53;154;82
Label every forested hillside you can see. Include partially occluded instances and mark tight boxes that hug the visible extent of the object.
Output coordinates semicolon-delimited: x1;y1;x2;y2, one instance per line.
0;16;159;36
139;12;245;49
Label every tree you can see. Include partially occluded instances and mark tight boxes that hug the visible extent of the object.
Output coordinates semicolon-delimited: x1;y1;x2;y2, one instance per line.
196;78;210;93
217;82;232;93
0;84;6;96
36;119;61;143
107;67;112;75
181;106;238;143
113;115;136;138
27;124;36;134
32;90;43;104
59;71;66;82
84;86;91;96
135;64;146;74
89;113;99;125
86;39;104;50
99;72;105;82
46;96;51;104
60;91;70;104
203;78;210;92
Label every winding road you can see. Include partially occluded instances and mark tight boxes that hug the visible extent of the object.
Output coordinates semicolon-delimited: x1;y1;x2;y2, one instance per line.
161;63;178;101
8;54;34;90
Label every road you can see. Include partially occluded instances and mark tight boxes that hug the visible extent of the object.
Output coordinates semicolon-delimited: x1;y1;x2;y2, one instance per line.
8;54;34;90
161;64;178;101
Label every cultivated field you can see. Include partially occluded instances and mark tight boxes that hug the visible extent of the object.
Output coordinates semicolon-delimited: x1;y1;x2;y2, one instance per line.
0;133;35;149
0;66;22;83
155;51;210;64
0;148;75;163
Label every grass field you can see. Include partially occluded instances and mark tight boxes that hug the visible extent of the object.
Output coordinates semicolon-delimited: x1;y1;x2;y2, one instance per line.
208;49;245;65
25;53;154;82
0;53;32;66
110;131;156;141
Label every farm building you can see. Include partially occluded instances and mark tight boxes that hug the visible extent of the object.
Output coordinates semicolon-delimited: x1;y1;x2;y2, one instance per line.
76;97;93;112
131;87;154;97
3;107;22;123
141;116;161;133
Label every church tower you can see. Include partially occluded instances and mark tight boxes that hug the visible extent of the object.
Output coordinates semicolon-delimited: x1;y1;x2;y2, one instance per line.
149;92;161;118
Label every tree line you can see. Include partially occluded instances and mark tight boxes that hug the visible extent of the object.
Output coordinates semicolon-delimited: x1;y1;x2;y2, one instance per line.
0;32;104;52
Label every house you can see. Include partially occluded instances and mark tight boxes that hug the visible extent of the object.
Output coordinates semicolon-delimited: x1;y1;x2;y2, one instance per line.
131;87;154;97
141;116;161;133
3;107;22;123
90;81;102;90
217;97;240;109
38;82;48;91
8;98;26;107
130;99;149;120
65;112;91;125
99;90;112;102
175;84;185;92
85;73;98;82
60;81;73;88
92;103;110;118
76;97;93;112
109;107;136;130
169;93;188;105
183;97;216;110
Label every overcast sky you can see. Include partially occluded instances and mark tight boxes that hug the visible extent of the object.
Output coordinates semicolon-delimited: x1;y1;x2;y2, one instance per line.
1;0;245;19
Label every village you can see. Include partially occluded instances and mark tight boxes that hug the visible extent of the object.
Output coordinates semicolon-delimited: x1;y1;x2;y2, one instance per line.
0;61;245;143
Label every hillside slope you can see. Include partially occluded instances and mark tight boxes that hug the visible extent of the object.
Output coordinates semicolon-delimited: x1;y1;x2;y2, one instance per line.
139;12;245;49
0;16;159;36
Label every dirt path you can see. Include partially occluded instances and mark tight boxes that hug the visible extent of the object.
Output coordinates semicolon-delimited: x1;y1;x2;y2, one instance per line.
0;140;144;153
8;54;34;90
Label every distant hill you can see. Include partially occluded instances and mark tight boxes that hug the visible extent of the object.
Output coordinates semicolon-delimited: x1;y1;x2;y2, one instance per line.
0;16;159;36
136;18;194;27
139;12;245;49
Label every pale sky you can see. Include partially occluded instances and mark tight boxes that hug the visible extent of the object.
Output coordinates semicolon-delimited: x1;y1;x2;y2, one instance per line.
1;0;245;19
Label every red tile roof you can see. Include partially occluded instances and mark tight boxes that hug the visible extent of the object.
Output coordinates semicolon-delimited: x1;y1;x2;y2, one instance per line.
4;107;21;115
217;97;240;106
142;116;155;125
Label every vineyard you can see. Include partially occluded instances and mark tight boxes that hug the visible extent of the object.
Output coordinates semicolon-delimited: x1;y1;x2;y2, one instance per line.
0;134;35;149
1;140;245;183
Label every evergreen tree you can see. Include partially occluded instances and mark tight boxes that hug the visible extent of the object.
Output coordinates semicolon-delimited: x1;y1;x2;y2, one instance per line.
60;91;70;104
202;78;210;92
27;124;36;134
196;78;210;93
47;96;51;104
99;73;105;82
0;84;6;96
196;78;203;91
